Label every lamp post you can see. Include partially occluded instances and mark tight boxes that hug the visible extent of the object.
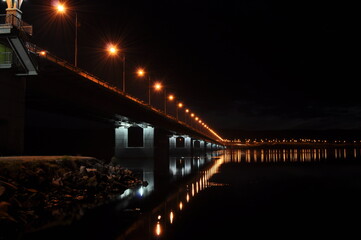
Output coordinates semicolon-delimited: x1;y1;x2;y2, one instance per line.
55;3;78;67
152;82;163;109
176;102;183;120
185;108;190;124
107;44;126;92
137;68;151;104
165;93;174;115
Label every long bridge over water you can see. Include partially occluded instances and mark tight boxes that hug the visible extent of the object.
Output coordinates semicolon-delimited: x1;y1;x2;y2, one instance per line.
0;2;225;162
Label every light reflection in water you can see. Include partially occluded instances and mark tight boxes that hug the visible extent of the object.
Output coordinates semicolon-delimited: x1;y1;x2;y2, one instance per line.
148;153;225;239
179;201;183;211
155;221;162;237
122;147;361;239
169;211;174;224
226;147;360;163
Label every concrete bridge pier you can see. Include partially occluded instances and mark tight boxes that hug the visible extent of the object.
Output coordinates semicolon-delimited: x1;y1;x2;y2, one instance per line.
0;70;26;156
206;142;214;151
191;138;206;155
114;124;171;191
115;123;155;159
169;135;192;156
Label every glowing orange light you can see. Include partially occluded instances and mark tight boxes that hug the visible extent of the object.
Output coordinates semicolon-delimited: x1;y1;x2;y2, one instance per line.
39;51;46;56
190;113;195;118
56;3;66;13
155;222;162;236
137;68;145;77
168;94;174;101
178;102;183;108
154;82;162;91
169;211;174;224
185;109;189;113
107;44;118;55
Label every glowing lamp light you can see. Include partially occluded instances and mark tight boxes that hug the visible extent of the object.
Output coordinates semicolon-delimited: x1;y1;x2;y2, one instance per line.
108;45;118;55
137;68;145;77
168;94;174;101
154;82;162;91
56;3;66;13
178;102;183;108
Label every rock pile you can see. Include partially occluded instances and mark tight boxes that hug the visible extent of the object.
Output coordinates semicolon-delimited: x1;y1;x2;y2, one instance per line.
0;156;147;238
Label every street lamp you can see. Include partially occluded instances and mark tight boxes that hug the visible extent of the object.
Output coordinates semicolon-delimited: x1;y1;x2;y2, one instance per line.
176;102;183;120
165;93;175;114
184;108;190;124
153;82;163;94
137;68;151;104
107;44;126;92
55;2;78;67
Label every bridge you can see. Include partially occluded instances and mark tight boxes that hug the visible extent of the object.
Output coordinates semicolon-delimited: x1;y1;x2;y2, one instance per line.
0;2;225;162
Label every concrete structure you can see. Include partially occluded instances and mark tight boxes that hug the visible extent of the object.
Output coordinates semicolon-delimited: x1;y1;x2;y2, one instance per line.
0;4;225;162
0;71;25;155
115;124;155;159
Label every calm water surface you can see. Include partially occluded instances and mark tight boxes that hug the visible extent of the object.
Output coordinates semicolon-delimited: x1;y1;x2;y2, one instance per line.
25;147;361;240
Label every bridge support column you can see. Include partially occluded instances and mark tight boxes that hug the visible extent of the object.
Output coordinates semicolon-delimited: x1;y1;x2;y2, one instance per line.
192;139;206;155
0;71;25;155
169;135;192;156
206;142;213;151
115;123;154;159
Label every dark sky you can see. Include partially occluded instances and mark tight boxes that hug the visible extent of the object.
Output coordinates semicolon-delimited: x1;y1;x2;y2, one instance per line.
6;0;360;133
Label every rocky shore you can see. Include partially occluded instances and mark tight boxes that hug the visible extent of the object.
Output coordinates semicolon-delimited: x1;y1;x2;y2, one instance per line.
0;156;147;239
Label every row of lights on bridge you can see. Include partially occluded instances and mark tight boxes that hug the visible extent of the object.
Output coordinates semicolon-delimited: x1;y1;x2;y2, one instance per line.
29;1;224;142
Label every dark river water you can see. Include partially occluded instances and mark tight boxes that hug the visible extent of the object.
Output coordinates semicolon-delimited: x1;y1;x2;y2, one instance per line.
24;146;361;240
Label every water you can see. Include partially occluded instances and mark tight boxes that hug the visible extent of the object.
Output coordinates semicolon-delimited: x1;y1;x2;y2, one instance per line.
23;147;361;239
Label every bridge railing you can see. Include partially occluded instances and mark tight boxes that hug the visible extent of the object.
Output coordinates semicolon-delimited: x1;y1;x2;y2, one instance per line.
25;43;223;143
0;14;33;36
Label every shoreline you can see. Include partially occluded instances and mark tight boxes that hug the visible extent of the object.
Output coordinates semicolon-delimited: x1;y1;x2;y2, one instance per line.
0;156;146;239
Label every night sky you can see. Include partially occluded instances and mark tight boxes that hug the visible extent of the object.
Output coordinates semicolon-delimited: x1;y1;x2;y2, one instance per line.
5;0;359;136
